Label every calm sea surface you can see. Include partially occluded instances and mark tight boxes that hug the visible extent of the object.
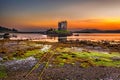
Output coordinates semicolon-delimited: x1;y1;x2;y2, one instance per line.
0;33;119;42
67;33;120;41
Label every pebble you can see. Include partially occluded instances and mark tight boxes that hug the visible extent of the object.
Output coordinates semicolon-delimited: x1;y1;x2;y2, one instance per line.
41;45;51;52
2;56;37;71
0;57;3;61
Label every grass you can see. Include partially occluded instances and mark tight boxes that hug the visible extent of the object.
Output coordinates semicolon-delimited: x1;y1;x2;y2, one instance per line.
11;49;45;60
53;47;120;67
24;49;42;57
95;60;120;67
0;66;7;78
1;41;120;67
10;46;120;67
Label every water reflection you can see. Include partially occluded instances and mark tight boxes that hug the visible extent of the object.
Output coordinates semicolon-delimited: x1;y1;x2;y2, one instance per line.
1;33;120;42
47;35;67;42
58;35;67;42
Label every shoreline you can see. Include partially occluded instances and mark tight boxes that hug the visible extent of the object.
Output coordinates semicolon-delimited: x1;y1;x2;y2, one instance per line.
0;40;120;80
1;32;120;42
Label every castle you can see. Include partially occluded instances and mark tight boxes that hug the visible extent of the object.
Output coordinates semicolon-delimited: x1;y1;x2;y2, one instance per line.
58;21;67;30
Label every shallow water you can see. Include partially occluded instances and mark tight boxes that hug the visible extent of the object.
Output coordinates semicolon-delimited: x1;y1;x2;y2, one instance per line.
1;33;120;42
68;33;120;41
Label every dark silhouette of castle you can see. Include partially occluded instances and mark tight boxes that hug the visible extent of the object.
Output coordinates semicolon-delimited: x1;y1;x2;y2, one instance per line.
58;21;67;42
58;21;67;30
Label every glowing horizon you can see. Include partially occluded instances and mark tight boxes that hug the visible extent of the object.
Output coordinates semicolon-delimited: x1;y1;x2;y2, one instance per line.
0;0;120;31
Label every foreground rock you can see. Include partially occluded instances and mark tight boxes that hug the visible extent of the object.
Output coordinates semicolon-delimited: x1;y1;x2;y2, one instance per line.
1;60;120;80
3;56;37;71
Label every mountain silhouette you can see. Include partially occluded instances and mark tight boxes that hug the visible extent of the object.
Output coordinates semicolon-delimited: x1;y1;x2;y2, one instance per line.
74;29;120;33
0;26;18;32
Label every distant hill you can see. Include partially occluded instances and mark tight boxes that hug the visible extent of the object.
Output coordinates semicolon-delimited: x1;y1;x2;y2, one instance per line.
74;29;120;33
102;30;120;33
0;26;18;32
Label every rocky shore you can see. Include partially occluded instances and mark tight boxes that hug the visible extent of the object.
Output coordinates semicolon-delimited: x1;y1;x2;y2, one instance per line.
1;59;120;80
0;40;120;80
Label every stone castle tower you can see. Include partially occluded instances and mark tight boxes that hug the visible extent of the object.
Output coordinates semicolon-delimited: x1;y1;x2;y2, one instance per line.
58;21;67;30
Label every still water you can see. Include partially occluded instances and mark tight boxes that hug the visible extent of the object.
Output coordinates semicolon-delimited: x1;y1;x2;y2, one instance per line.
8;33;120;42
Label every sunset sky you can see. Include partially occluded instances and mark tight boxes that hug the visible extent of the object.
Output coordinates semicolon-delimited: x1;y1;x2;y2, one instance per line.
0;0;120;31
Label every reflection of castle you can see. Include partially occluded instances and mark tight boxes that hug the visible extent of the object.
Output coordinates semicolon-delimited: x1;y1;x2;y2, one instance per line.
58;21;67;30
58;21;67;42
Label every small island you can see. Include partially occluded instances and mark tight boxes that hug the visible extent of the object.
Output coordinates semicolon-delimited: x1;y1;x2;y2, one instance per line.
46;21;72;36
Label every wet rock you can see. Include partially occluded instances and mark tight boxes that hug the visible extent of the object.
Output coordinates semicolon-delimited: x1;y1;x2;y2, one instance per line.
102;78;113;80
0;57;3;61
41;45;51;52
94;46;102;50
71;47;83;52
111;57;120;61
3;56;37;71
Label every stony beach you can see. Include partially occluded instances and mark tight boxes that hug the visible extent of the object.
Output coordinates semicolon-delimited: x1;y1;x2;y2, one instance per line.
0;40;120;80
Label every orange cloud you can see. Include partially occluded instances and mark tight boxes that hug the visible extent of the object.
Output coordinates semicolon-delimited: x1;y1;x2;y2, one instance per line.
2;18;120;30
68;19;120;30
